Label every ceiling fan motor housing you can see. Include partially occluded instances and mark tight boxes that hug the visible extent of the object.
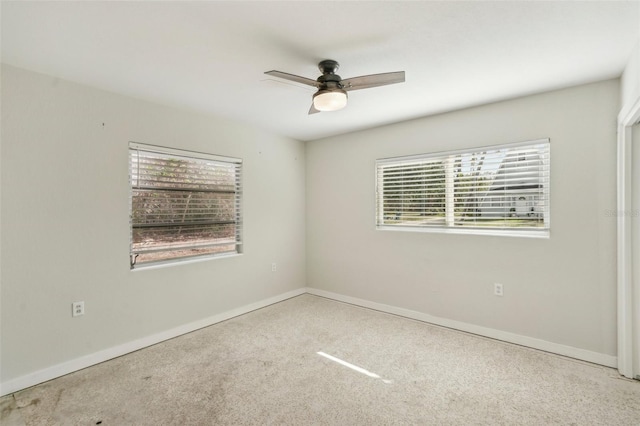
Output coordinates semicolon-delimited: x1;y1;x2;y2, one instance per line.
317;60;344;90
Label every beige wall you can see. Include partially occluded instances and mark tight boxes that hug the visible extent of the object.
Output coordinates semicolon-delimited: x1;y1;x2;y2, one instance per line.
306;80;619;357
0;65;306;383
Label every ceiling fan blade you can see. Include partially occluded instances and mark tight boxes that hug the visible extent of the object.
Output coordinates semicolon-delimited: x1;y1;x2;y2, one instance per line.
264;70;319;87
342;71;405;91
308;102;321;115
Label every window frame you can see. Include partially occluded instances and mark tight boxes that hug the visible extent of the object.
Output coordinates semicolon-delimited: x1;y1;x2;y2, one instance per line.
128;142;243;269
375;139;550;238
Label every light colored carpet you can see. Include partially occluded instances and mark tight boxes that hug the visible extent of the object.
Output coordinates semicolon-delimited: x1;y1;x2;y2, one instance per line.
2;294;639;425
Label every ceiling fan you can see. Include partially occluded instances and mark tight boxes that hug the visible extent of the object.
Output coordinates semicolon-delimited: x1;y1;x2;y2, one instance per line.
264;59;405;114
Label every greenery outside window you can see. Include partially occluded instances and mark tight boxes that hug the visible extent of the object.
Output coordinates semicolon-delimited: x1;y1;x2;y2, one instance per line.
129;143;242;268
376;139;550;237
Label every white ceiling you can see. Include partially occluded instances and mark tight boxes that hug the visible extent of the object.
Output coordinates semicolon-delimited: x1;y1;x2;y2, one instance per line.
2;1;639;141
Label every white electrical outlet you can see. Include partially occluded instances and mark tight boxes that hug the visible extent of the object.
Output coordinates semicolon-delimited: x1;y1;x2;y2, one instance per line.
72;301;85;317
494;283;504;297
271;263;277;272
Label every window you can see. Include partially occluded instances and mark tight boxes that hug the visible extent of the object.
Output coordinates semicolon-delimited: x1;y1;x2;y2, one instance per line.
129;143;242;268
376;139;550;237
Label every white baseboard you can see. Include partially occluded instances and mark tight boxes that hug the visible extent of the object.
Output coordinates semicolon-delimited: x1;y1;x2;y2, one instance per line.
306;287;618;369
0;288;306;397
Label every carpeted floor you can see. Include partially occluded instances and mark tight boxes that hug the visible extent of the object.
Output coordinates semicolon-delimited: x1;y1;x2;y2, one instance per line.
2;294;639;425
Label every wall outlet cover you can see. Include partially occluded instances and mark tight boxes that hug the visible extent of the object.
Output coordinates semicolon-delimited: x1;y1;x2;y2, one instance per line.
72;301;85;317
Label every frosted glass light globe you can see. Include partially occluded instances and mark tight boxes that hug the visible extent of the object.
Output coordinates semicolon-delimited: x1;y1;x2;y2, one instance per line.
313;90;348;111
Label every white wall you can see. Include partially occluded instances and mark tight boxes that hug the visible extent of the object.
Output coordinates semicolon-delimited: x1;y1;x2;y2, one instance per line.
306;80;619;360
0;65;306;387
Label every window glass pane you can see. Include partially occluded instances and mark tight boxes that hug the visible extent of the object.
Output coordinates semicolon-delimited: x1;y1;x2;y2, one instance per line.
376;140;549;236
129;143;242;268
381;160;446;225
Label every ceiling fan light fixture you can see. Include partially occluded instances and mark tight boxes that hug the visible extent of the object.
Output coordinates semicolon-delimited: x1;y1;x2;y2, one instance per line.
313;88;348;112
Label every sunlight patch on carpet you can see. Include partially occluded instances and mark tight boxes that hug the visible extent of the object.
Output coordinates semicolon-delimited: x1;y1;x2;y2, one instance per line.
317;351;393;384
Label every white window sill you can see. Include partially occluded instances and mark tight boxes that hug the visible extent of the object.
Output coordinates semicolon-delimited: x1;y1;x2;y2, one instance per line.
376;225;550;239
131;252;242;271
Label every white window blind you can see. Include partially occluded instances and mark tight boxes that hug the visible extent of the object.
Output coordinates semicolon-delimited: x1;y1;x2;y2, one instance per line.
376;139;550;236
129;143;242;268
